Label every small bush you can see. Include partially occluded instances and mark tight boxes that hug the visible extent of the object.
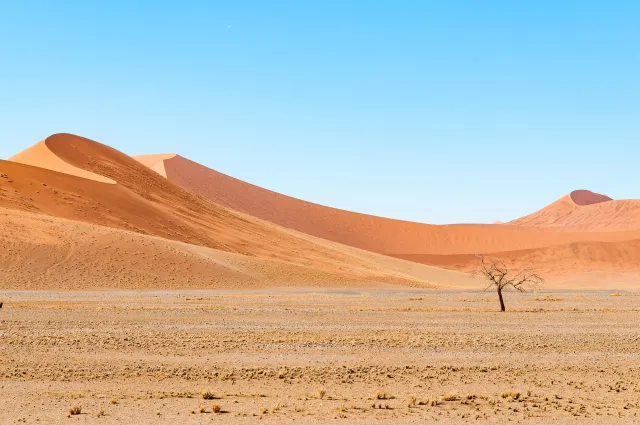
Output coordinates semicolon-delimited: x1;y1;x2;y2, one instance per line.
376;392;389;400
443;392;458;401
69;406;82;415
202;390;216;400
408;396;417;407
501;391;521;400
211;404;221;414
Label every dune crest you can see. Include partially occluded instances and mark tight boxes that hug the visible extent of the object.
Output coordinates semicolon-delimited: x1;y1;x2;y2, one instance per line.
10;138;116;184
133;153;176;177
569;189;613;206
510;190;640;231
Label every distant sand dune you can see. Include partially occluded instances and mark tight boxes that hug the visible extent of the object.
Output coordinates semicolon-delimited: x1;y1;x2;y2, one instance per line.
509;190;640;231
133;154;640;265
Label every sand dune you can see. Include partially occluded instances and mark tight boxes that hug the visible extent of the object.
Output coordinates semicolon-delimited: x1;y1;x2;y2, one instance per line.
0;207;477;290
133;154;640;257
509;190;640;231
393;238;640;282
132;153;176;178
2;133;639;289
10;139;116;184
1;134;476;289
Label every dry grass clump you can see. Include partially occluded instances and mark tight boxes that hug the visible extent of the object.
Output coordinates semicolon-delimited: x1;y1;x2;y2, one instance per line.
68;406;82;415
425;397;441;407
110;399;118;405
316;388;326;399
534;296;563;301
465;393;477;400
501;391;521;400
211;404;221;414
199;407;206;413
408;395;417;407
97;409;105;417
376;391;390;400
443;392;458;401
202;390;216;400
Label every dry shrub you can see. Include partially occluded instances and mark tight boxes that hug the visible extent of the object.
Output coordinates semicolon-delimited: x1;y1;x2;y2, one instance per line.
501;391;521;400
376;391;389;400
202;390;216;400
443;392;458;401
534;296;563;301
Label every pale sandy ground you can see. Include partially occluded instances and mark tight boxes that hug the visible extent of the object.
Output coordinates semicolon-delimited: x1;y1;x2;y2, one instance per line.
2;289;640;424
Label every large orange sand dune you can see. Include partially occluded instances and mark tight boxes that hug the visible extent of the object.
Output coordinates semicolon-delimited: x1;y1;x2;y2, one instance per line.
1;134;475;289
133;153;640;281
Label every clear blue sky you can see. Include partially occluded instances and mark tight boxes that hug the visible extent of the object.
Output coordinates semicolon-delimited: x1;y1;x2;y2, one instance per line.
1;1;638;224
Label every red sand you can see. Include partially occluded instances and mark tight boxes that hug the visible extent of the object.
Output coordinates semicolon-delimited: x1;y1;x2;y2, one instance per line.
509;190;640;231
132;154;640;282
2;133;639;289
2;133;475;289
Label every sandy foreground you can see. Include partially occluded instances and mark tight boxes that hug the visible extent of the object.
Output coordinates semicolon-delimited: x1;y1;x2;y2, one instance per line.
1;289;640;424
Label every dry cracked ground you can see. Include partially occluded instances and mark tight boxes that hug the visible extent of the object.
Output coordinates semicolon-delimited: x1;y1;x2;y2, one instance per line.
1;289;640;424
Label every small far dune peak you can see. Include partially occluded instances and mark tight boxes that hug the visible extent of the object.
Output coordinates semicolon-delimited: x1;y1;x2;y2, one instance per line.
569;189;613;206
510;189;640;231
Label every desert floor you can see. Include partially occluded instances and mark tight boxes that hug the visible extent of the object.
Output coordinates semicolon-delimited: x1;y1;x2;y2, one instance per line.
1;289;640;424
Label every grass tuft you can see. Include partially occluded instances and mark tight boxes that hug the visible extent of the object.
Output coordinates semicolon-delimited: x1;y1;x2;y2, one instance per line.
202;390;216;400
376;391;389;400
443;392;458;401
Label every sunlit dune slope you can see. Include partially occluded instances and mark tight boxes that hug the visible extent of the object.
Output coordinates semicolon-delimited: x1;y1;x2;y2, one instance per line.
0;208;479;290
133;154;640;256
1;134;476;289
10;139;115;184
509;190;640;231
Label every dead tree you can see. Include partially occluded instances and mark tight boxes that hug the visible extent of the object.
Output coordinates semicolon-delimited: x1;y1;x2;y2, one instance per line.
475;255;543;312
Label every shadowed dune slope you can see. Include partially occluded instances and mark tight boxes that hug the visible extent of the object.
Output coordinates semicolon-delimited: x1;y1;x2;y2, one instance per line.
509;190;640;231
133;154;640;257
393;238;640;276
1;134;477;289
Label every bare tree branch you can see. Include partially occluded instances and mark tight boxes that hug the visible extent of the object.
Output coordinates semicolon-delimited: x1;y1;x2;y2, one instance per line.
474;254;545;311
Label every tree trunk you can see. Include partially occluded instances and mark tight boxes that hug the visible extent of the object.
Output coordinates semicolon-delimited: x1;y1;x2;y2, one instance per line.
497;288;506;312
